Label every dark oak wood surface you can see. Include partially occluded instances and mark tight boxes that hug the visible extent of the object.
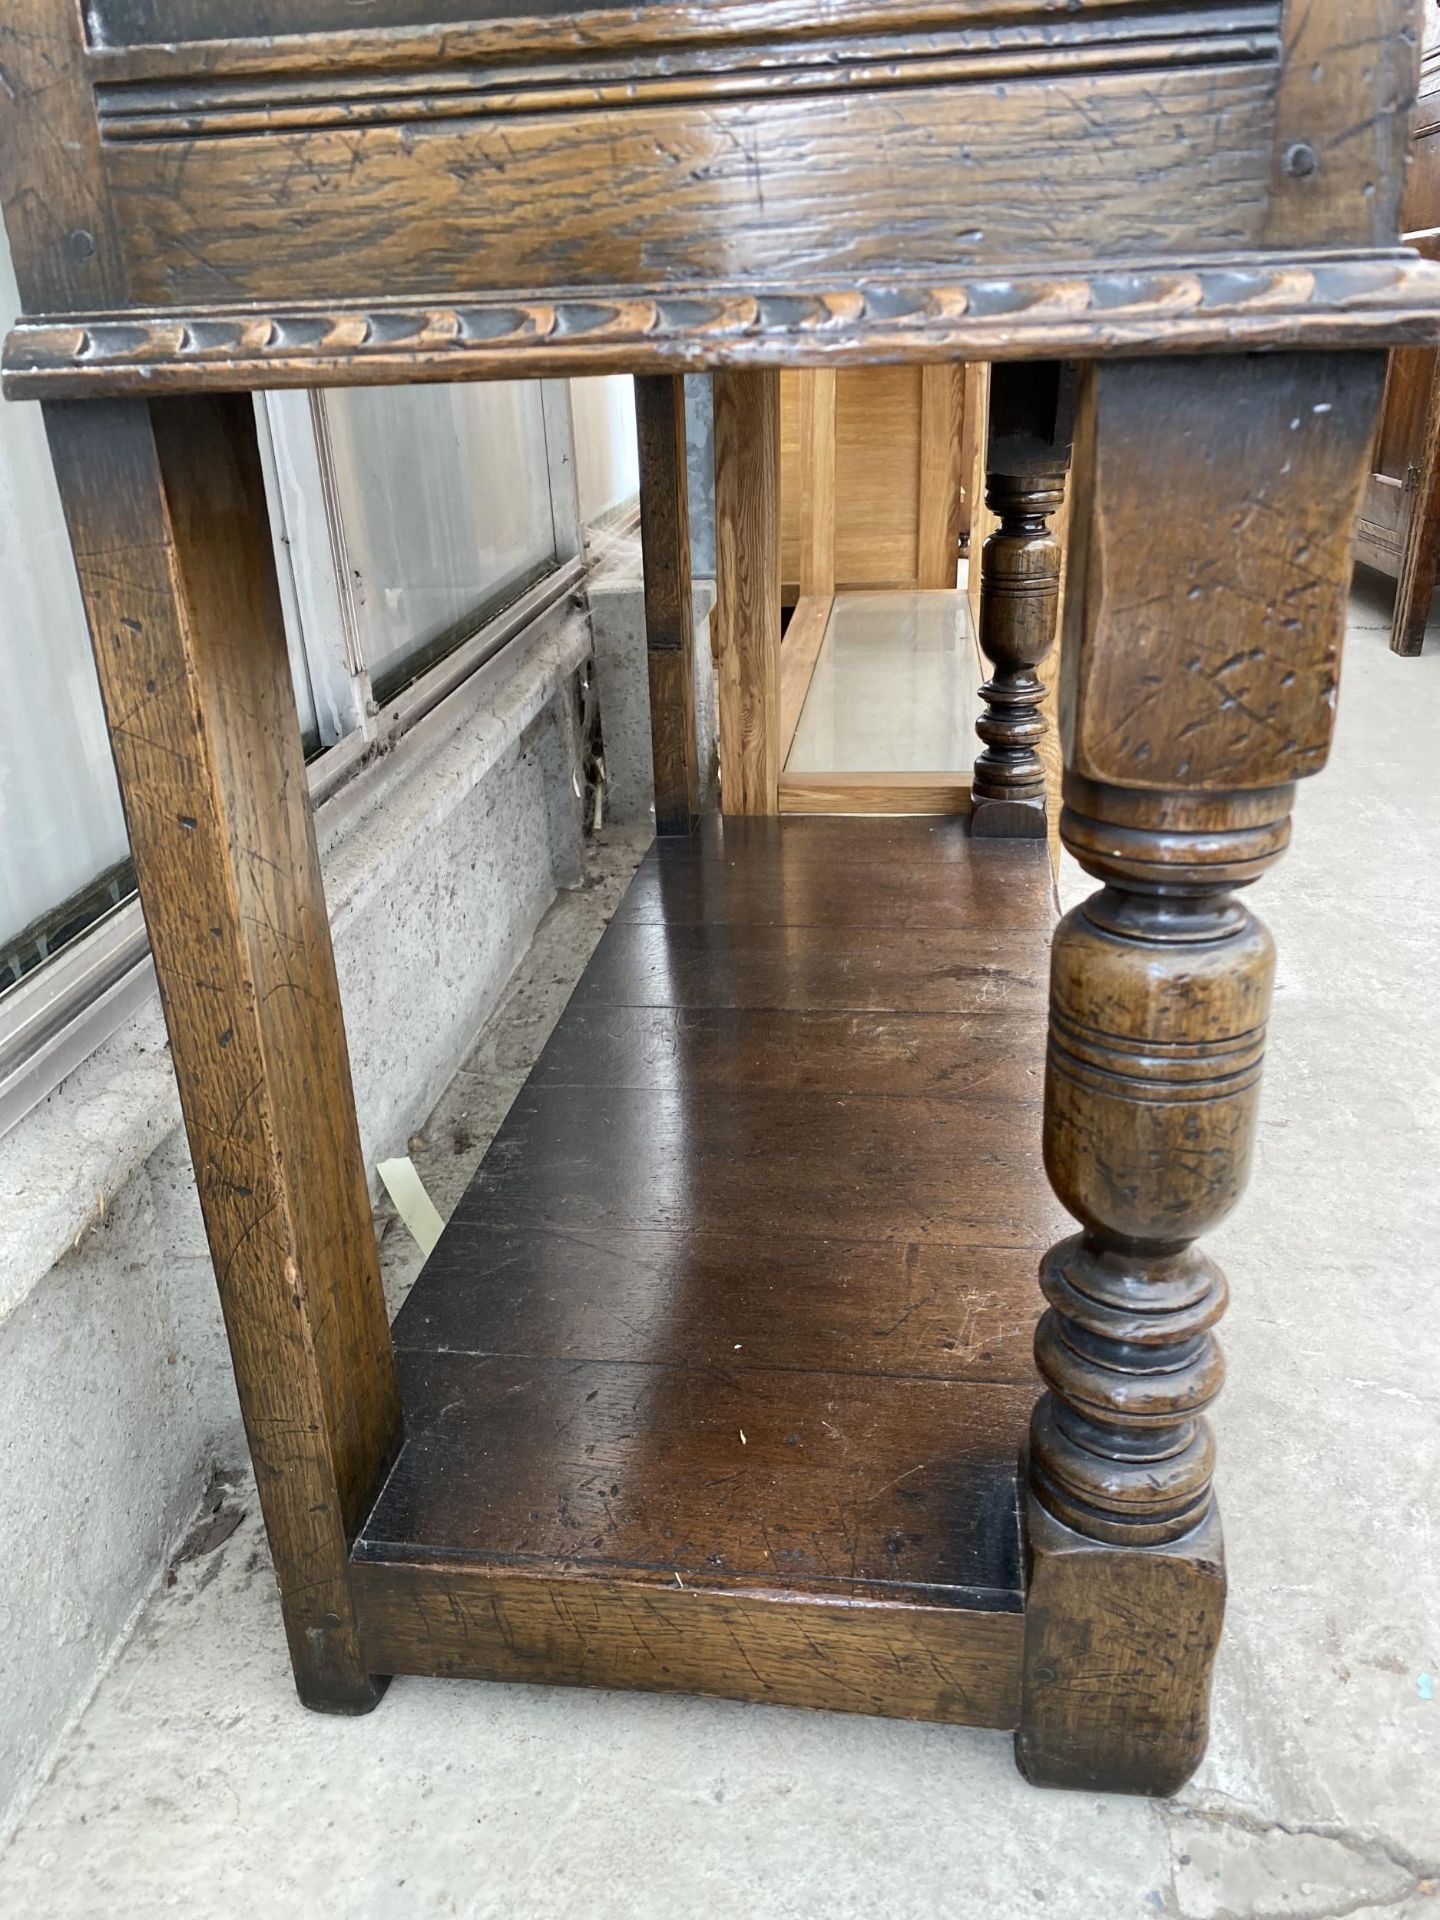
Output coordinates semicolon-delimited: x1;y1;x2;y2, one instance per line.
3;0;1431;1802
391;1224;1042;1384
615;819;1055;930
1018;350;1384;1794
6;0;1439;400
528;1004;1046;1104
353;815;1059;1721
634;374;700;833
973;362;1072;839
44;395;400;1713
363;1350;1032;1604
572;923;1049;1017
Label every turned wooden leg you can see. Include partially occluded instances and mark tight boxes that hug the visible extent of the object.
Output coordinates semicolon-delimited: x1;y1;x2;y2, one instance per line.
1017;351;1386;1794
714;368;781;816
972;362;1073;839
634;375;700;835
45;395;401;1713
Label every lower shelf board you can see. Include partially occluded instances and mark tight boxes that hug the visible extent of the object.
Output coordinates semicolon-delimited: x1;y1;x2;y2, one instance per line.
351;816;1057;1728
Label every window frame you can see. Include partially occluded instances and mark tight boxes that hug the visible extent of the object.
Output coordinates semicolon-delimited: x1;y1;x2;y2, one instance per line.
0;378;586;1136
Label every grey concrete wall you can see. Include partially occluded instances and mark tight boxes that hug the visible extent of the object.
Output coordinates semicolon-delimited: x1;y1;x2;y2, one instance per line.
684;376;716;579
0;613;592;1840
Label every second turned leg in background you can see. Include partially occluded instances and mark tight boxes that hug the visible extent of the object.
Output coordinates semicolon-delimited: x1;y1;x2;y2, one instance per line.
973;362;1074;839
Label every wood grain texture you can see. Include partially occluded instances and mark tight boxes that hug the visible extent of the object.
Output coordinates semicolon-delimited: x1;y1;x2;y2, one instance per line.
84;0;1276;68
778;594;831;765
1365;111;1440;652
967;365;992;633
783;366;926;595
973;363;1072;837
529;1001;1046;1105
833;365;926;586
1264;0;1419;250
575;921;1050;1016
634;374;699;833
0;0;129;314
361;1349;1032;1601
1019;351;1385;1791
352;1562;1025;1728
779;773;973;815
1393;360;1440;652
918;364;966;588
392;1220;1044;1382
1060;353;1387;791
11;255;1440;400
349;811;1059;1731
797;372;837;596
1018;1497;1226;1795
456;1082;1056;1247
43;395;399;1712
614;816;1054;930
94;64;1279;309
715;368;781;814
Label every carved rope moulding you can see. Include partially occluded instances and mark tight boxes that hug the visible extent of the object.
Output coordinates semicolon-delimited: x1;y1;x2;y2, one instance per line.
8;256;1440;396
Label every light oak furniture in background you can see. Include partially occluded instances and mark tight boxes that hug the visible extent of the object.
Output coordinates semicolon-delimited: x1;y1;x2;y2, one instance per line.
4;0;1438;1800
780;364;972;600
775;363;979;816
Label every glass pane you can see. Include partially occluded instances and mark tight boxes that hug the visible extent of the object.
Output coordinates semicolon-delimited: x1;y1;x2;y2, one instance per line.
0;234;132;990
322;382;559;699
785;592;981;774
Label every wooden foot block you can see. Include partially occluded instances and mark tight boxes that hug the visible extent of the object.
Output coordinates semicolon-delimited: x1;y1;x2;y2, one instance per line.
970;794;1047;839
1016;1493;1225;1796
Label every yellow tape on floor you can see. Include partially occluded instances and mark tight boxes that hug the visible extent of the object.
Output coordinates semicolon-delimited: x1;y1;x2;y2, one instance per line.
376;1156;445;1256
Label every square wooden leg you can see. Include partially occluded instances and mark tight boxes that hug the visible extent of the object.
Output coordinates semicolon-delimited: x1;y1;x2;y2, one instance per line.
45;394;401;1713
714;369;781;817
634;374;701;836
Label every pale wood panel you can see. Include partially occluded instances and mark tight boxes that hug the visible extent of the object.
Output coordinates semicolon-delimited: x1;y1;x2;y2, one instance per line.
782;364;971;597
918;363;966;587
835;364;924;587
799;370;837;596
780;371;803;593
779;595;833;767
779;771;973;815
715;368;782;815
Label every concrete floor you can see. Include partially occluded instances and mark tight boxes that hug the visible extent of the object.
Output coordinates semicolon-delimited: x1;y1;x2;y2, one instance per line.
2;580;1437;1919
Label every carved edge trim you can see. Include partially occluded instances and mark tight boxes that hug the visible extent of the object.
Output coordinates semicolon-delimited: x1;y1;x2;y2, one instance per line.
8;254;1440;400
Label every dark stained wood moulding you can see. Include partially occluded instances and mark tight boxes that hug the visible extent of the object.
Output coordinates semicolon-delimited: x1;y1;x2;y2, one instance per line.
10;253;1440;400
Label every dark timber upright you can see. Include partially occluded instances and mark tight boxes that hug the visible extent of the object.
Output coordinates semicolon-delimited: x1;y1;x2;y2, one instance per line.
634;374;700;836
2;0;1434;1800
973;362;1074;839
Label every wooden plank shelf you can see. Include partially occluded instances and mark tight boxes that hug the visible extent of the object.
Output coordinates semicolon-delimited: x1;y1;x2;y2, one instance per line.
351;816;1061;1729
